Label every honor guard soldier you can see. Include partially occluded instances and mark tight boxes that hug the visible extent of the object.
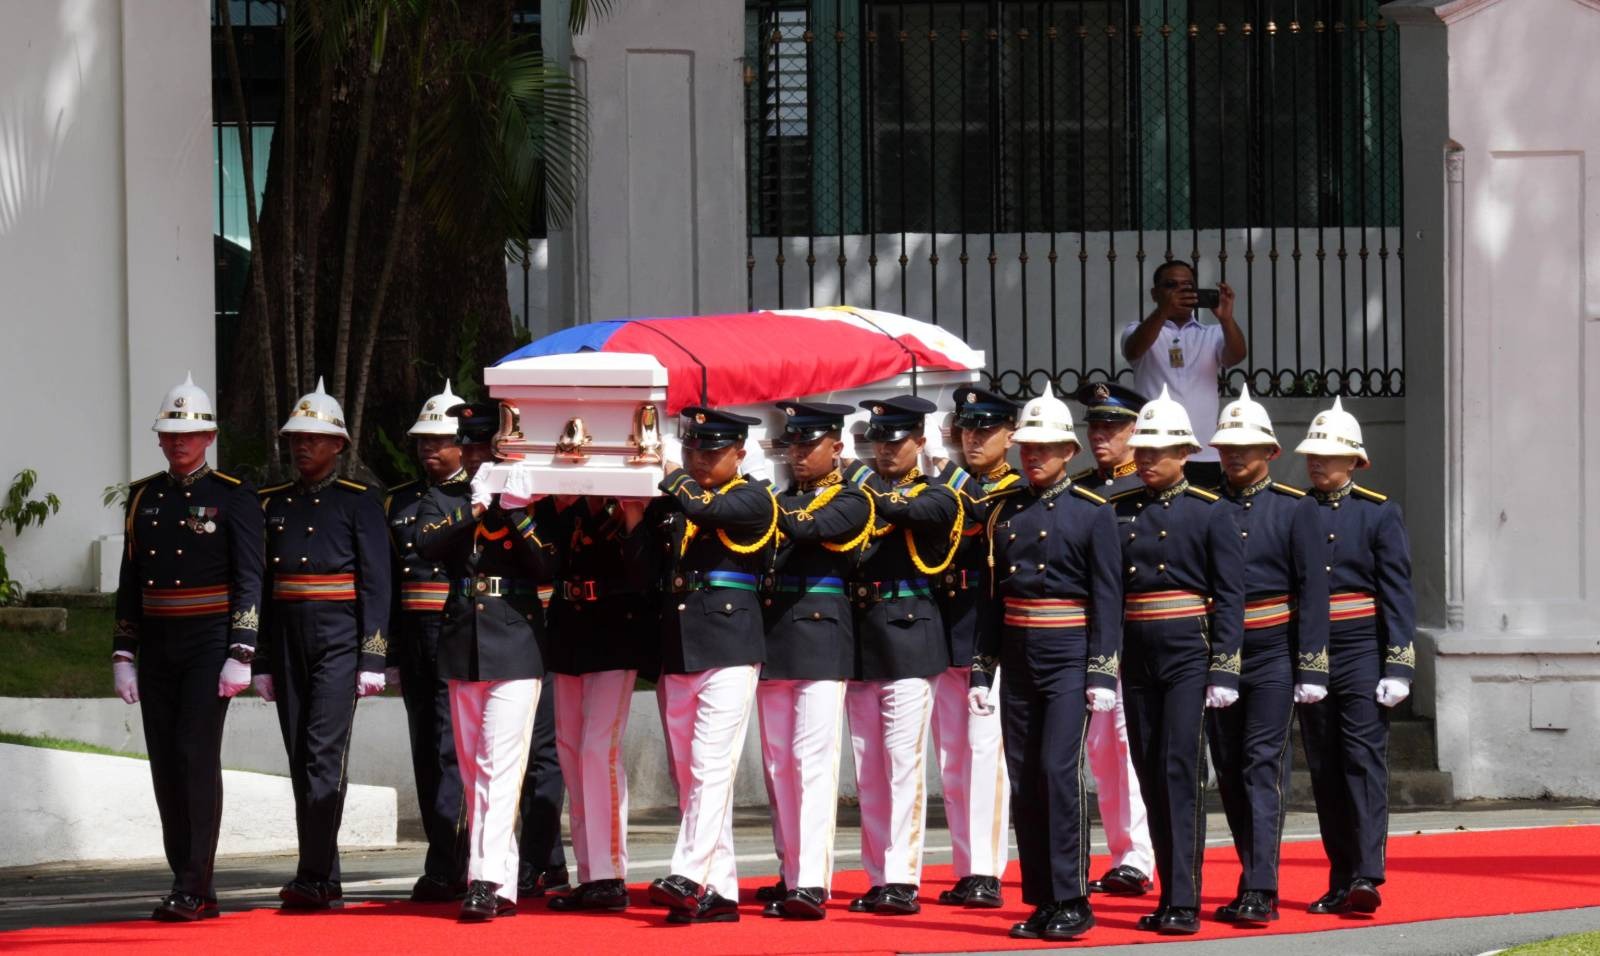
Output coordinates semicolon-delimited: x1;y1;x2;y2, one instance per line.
517;655;569;899
112;373;263;921
929;385;1022;910
1110;385;1245;935
646;407;778;924
754;401;874;920
846;395;962;917
386;380;469;901
1294;397;1415;916
967;385;1121;942
542;493;655;913
255;378;391;910
1207;387;1330;925
1071;381;1157;898
415;401;558;921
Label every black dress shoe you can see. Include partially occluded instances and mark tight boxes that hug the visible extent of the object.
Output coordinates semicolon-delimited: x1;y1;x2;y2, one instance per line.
962;875;1003;908
755;879;789;903
1135;906;1169;931
410;874;462;903
848;885;886;912
549;879;629;912
874;883;920;915
1157;907;1200;935
936;876;976;905
458;881;516;921
651;874;703;911
1043;898;1097;941
665;891;739;924
1089;865;1153;896
1009;903;1056;939
1345;878;1381;914
151;893;211;922
519;864;570;898
780;886;827;920
279;879;341;910
1234;890;1279;924
1308;887;1349;914
761;900;785;918
1214;895;1244;923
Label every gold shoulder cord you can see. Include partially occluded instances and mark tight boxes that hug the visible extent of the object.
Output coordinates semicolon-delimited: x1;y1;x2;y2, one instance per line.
905;485;964;575
682;478;779;556
819;483;875;554
124;483;150;559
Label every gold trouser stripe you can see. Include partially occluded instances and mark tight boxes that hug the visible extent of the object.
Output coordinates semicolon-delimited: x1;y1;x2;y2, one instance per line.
825;680;847;884
988;668;1009;876
606;670;635;878
907;680;932;877
1076;705;1090;898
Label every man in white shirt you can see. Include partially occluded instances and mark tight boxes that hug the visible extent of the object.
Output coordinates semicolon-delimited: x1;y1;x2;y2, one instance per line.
1119;262;1246;488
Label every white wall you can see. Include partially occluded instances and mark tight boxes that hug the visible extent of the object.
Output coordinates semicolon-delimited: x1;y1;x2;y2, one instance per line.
0;0;214;592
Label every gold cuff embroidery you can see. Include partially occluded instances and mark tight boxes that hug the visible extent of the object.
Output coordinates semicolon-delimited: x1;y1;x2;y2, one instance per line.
231;604;260;632
1296;648;1330;673
970;654;998;676
1209;649;1243;676
361;629;388;658
1087;652;1121;678
1385;643;1416;668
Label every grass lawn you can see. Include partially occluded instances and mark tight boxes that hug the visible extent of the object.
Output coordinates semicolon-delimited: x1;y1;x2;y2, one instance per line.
0;730;146;759
0;607;113;697
1505;932;1600;955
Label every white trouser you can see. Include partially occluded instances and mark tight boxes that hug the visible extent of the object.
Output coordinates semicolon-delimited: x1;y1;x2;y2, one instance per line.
847;677;934;887
553;670;636;883
450;677;541;902
1085;677;1155;875
758;678;847;891
929;665;1010;878
657;665;760;898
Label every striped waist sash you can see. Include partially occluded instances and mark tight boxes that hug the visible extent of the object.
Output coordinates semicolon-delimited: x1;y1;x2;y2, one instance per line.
400;581;449;613
1002;597;1088;629
142;585;229;618
1244;595;1294;630
1124;590;1211;622
1330;591;1377;621
272;573;357;602
772;575;845;595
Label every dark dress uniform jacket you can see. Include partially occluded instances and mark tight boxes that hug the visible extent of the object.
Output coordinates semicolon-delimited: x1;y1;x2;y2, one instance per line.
1069;460;1143;500
1217;478;1331;683
646;468;778;675
415;485;558;681
939;464;1024;669
260;475;391;674
115;466;265;656
764;462;874;681
1111;482;1247;688
543;497;657;676
385;476;460;664
1312;483;1415;680
854;470;962;681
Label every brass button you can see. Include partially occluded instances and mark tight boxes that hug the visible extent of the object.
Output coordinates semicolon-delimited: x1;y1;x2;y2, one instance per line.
272;557;280;564
1328;533;1337;541
1163;501;1171;509
406;542;415;550
1038;530;1047;538
1045;502;1055;510
1127;566;1136;574
1128;532;1136;540
313;498;320;505
475;581;487;593
184;491;191;499
1036;563;1045;571
148;549;156;556
1244;501;1253;510
906;613;915;620
763;599;773;607
285;497;293;504
725;603;733;611
527;614;535;621
476;603;485;611
1157;563;1166;572
677;603;687;611
146;579;154;586
1324;565;1332;573
812;611;822;620
174;579;181;585
299;556;309;564
403;567;412;574
1332;502;1341;510
1241;531;1249;538
1008;533;1016;541
1159;530;1168;538
306;526;315;534
1009;565;1017;573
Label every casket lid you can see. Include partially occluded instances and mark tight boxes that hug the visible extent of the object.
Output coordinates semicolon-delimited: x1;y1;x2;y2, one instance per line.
486;350;669;388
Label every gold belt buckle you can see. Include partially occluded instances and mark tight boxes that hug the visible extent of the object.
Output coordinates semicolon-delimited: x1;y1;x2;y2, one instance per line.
475;576;504;597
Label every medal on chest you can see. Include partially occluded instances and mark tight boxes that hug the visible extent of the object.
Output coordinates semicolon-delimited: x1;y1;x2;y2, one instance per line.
185;506;219;534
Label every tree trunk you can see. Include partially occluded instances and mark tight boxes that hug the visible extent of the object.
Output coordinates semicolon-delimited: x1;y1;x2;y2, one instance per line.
331;6;388;404
280;0;299;404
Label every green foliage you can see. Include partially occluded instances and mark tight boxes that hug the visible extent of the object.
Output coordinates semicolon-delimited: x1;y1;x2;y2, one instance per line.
0;470;61;607
102;482;130;509
376;426;421;482
1504;931;1600;955
0;731;147;760
0;608;113;696
453;311;485;402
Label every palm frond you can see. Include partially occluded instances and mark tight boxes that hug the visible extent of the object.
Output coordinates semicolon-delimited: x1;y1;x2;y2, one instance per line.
568;0;615;34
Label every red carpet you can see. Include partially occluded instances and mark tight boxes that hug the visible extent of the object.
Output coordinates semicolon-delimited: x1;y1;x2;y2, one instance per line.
7;826;1599;954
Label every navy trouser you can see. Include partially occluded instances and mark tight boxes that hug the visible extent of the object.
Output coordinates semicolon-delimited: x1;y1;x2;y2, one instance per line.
1121;617;1209;910
1206;625;1294;894
1000;625;1090;906
518;678;568;873
397;612;467;883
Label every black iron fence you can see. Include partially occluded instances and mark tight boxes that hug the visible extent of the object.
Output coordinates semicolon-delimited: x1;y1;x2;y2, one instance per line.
744;0;1404;398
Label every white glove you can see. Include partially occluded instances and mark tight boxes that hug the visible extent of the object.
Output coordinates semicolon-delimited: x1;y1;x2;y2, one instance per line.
357;670;387;697
967;686;995;717
385;666;401;693
1086;687;1117;713
252;674;276;702
499;492;533;509
1376;677;1411;708
470;463;495;511
113;659;139;704
218;657;252;698
1205;685;1240;709
1293;683;1328;705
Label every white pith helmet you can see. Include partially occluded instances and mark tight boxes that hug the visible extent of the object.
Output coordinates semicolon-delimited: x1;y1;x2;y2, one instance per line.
152;372;217;434
1209;384;1278;449
1294;395;1368;466
408;379;461;437
1011;383;1079;446
1127;385;1202;451
280;377;351;441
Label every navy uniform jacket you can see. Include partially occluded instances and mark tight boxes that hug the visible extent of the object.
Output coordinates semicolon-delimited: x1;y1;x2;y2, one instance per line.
1110;481;1247;689
1309;482;1416;681
939;463;1025;668
114;466;264;656
1069;459;1142;499
543;496;657;676
1217;477;1330;684
384;474;462;665
415;484;557;682
645;468;778;675
978;475;1123;690
854;469;962;681
764;461;874;681
259;474;391;673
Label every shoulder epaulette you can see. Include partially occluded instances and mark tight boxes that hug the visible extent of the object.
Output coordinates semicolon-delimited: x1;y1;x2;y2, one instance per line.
1107;488;1145;503
1070;485;1107;505
387;479;420;494
1270;482;1306;497
1186;486;1220;502
336;478;370;493
210;470;242;486
258;481;293;496
1352;484;1388;503
843;462;872;488
944;466;972;493
129;472;163;488
1068;468;1094;483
